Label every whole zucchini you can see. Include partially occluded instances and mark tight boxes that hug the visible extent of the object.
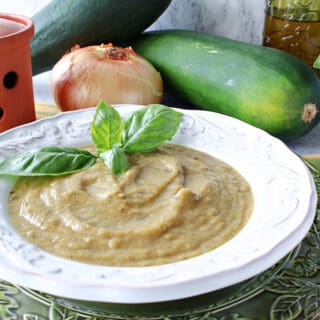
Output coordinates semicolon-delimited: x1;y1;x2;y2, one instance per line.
133;30;320;140
30;0;172;75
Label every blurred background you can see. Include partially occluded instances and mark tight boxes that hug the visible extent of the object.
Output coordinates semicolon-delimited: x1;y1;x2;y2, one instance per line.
3;0;320;153
0;0;266;103
1;0;265;45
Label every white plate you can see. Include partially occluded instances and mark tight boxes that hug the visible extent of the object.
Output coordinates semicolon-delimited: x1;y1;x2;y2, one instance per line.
0;105;316;303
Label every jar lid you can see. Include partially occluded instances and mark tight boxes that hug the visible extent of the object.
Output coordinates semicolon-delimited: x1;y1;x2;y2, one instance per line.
266;0;320;21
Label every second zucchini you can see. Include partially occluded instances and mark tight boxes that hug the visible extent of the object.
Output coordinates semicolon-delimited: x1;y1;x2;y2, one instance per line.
132;30;320;140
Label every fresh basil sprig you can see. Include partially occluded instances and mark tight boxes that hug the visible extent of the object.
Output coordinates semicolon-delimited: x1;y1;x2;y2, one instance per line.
92;101;183;174
0;101;182;176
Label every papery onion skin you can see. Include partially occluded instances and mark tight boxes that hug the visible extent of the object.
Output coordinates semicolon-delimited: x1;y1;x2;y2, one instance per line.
50;44;164;111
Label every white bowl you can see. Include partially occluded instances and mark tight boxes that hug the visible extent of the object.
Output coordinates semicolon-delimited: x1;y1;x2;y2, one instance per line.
0;105;316;303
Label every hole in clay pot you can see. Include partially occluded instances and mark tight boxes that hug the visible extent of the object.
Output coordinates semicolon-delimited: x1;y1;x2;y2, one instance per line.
3;71;18;89
0;106;4;119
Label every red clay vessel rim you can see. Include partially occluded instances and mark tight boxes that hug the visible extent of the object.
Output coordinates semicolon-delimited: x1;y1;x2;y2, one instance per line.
0;13;34;43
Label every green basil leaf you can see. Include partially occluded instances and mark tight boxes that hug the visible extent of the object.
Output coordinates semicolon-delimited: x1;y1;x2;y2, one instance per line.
121;104;182;153
313;55;320;69
100;148;128;175
0;147;96;176
91;100;123;154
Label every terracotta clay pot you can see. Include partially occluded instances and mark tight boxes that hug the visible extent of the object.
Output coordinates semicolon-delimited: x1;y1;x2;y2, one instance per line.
0;13;35;132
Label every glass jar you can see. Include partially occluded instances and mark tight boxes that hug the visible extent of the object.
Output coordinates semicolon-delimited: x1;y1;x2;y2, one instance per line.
263;0;320;76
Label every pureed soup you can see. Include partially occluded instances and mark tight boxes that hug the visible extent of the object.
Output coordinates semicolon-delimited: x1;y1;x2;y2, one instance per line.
8;144;254;266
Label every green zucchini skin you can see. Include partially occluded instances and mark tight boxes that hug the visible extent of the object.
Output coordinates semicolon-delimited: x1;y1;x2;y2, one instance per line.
132;30;320;140
30;0;171;75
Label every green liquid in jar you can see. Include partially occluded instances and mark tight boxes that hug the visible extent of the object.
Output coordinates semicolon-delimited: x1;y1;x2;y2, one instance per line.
263;1;320;76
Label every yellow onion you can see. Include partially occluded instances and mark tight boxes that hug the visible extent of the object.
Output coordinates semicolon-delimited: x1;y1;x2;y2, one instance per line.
50;44;163;111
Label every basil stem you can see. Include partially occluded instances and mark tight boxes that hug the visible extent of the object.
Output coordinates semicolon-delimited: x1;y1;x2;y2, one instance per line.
100;148;128;176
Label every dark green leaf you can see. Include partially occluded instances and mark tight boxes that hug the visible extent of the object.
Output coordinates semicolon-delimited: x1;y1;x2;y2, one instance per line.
0;147;96;176
121;104;182;153
304;287;320;320
291;256;319;278
305;227;320;247
271;294;304;320
91;100;123;154
267;277;313;294
100;148;128;175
